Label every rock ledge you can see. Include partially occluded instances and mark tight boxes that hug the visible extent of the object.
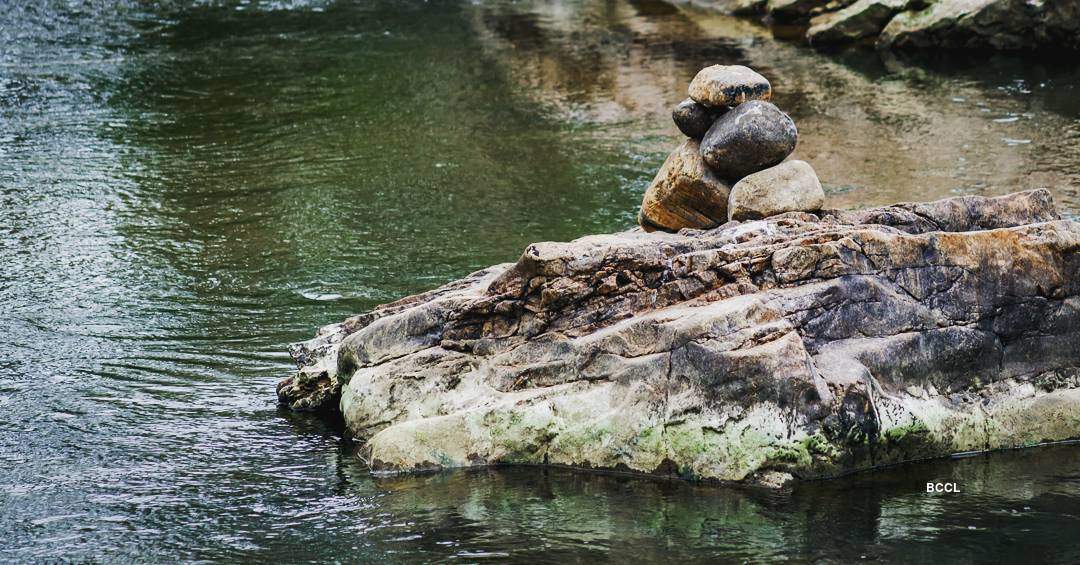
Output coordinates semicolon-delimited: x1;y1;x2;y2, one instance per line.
278;189;1079;485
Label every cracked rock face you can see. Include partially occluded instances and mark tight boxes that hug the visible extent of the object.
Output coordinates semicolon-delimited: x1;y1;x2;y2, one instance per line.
278;189;1080;484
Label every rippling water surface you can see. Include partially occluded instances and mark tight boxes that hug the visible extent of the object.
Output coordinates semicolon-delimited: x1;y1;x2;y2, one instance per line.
2;0;1079;561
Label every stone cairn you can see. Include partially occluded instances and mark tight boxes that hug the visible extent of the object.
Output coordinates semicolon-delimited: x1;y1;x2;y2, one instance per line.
638;65;824;232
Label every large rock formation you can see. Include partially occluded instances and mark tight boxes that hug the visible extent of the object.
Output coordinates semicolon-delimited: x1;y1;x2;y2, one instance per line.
878;0;1080;50
278;189;1080;485
711;0;1080;51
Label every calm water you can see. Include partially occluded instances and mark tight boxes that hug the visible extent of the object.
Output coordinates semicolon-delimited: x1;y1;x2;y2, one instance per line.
2;0;1080;562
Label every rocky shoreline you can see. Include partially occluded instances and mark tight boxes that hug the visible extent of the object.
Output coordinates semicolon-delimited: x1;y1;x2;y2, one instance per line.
698;0;1080;51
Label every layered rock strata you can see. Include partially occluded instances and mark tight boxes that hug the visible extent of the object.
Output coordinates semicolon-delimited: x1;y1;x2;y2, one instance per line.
278;189;1080;485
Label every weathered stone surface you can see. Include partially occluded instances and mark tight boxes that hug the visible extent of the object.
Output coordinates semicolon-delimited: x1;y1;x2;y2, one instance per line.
697;0;1079;52
878;0;1080;50
688;65;772;108
700;100;798;182
808;0;910;44
672;98;726;140
728;160;825;220
639;140;731;232
278;189;1080;485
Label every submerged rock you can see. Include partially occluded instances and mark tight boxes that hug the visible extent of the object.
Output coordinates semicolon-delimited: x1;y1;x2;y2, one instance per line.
278;189;1079;485
700;100;798;181
727;160;825;220
638;140;731;232
731;0;769;15
688;65;772;108
672;98;726;140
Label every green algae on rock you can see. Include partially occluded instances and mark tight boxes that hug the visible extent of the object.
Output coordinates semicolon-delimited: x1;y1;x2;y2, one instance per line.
278;189;1080;485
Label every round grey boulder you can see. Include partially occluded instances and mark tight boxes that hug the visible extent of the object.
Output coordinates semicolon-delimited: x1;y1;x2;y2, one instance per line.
700;100;797;181
727;160;824;221
672;98;726;140
688;65;772;108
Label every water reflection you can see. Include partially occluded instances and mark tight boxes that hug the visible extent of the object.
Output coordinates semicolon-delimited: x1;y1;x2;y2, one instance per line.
352;445;1080;562
1;0;1079;561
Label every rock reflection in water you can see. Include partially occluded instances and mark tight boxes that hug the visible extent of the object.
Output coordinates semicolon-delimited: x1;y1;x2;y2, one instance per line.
360;444;1080;562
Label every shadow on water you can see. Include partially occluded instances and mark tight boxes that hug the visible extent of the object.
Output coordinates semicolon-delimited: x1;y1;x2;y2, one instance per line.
1;0;1079;561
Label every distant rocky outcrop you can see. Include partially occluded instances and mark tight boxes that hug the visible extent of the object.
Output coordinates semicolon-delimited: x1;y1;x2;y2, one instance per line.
278;188;1080;486
707;0;1080;51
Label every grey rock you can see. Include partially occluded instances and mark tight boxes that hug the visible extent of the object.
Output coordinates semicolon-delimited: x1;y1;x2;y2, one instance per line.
808;0;910;44
688;65;772;108
879;0;1080;51
672;98;726;140
278;189;1080;486
727;160;825;220
700;100;798;181
731;0;769;15
639;140;732;232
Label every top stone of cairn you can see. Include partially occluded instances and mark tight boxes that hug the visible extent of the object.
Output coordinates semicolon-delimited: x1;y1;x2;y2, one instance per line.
688;65;772;107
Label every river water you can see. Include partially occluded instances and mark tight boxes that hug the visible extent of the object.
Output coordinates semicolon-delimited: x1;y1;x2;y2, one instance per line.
2;0;1079;562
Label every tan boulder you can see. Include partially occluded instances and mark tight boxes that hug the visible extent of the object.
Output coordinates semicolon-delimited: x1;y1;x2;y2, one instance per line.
727;159;825;221
638;140;731;232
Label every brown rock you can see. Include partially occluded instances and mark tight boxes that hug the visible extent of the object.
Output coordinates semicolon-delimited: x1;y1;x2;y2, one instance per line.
808;0;910;45
672;98;726;140
767;0;832;21
638;140;731;232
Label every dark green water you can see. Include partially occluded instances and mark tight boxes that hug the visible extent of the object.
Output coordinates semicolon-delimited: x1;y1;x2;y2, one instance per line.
2;0;1079;562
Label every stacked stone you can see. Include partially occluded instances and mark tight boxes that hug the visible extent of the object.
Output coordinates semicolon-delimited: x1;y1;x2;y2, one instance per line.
638;65;825;232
